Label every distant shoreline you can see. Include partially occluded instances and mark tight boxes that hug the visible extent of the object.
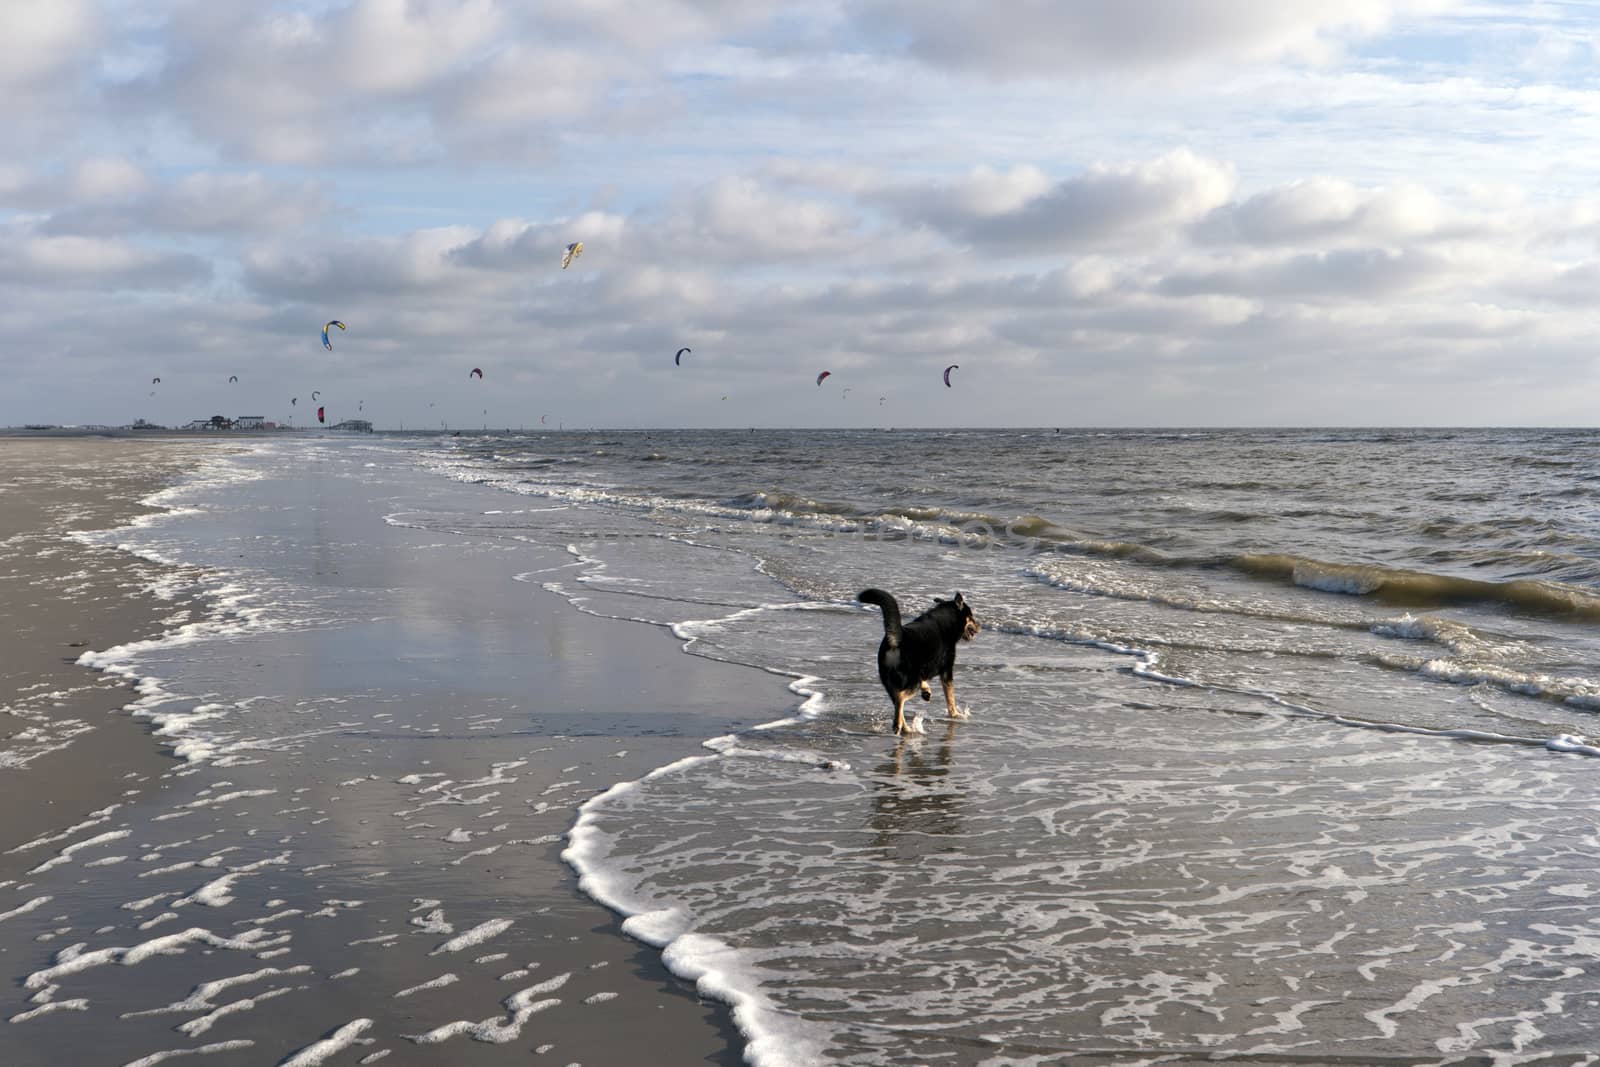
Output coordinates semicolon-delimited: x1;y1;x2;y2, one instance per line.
0;427;327;438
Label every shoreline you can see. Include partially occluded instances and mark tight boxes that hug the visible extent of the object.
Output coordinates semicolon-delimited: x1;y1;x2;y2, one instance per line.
0;437;783;1065
0;439;224;863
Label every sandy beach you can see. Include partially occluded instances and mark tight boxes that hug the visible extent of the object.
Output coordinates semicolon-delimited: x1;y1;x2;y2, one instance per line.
0;439;214;856
0;437;768;1066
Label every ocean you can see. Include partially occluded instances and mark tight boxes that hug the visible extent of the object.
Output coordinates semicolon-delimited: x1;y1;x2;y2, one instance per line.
34;427;1600;1064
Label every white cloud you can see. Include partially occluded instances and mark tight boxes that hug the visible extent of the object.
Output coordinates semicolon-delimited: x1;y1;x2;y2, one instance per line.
68;158;151;202
877;149;1236;252
0;0;96;90
244;226;483;301
0;229;209;289
1194;178;1450;245
1161;246;1458;300
440;45;606;127
853;0;1458;78
660;177;862;261
335;0;503;95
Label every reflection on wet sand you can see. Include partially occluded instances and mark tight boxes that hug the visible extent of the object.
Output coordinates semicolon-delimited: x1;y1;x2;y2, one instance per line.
868;720;963;854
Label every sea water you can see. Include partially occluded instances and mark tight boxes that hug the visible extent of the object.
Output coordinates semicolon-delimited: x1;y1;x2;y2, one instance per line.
29;428;1600;1064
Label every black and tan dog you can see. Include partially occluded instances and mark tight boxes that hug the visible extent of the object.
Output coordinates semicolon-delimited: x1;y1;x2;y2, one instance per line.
858;588;980;735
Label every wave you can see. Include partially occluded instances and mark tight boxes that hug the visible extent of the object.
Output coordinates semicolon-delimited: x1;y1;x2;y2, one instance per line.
424;445;1600;621
1234;553;1600;619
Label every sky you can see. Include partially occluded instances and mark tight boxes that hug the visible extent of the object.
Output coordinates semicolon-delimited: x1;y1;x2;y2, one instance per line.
7;0;1600;429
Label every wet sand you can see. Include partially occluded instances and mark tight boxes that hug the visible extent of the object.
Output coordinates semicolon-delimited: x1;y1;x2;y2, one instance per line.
0;439;214;858
0;438;775;1066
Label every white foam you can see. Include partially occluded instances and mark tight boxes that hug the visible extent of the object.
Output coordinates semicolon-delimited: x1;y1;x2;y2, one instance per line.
5;810;117;854
565;766;828;1067
405;973;569;1045
29;830;131;874
11;998;90;1023
176;873;243;908
279;1018;373;1067
25;928;289;990
410;909;453;934
0;895;51;924
394;973;458;997
177;986;294;1037
430;918;513;954
120;1039;255;1066
661;933;824;1067
122;965;312;1018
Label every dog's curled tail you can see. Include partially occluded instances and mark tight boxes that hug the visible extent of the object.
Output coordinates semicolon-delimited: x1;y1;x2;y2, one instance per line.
857;588;903;648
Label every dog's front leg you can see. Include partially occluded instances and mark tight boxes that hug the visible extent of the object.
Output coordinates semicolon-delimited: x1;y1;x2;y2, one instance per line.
940;676;970;720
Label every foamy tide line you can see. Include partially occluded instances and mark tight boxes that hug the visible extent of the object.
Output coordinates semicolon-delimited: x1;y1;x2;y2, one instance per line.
562;765;825;1067
66;443;314;764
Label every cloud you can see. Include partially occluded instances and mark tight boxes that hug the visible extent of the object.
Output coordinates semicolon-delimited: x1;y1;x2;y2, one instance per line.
1194;178;1454;245
148;173;329;234
243;226;482;301
851;0;1457;78
25;170;329;238
69;157;151;202
875;149;1236;252
1160;246;1457;300
438;44;608;129
656;177;864;262
125;0;793;166
448;212;627;271
0;228;210;290
0;0;96;91
334;0;504;95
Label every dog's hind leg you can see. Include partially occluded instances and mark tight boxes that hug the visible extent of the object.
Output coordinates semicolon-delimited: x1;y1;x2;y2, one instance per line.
941;675;970;720
892;690;912;735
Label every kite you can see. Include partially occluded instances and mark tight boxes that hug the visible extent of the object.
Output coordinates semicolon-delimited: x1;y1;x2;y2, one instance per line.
228;375;238;383
561;242;583;269
943;364;959;388
311;391;321;401
879;396;886;406
469;367;483;379
675;347;690;366
816;371;831;386
842;387;852;399
151;377;161;385
322;320;346;350
291;397;297;406
316;406;325;424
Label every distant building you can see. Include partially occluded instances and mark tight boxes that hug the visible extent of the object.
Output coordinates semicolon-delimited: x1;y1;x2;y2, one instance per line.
330;419;374;433
235;416;266;430
131;419;166;430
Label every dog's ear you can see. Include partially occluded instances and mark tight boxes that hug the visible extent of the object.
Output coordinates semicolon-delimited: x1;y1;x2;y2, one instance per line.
953;592;964;606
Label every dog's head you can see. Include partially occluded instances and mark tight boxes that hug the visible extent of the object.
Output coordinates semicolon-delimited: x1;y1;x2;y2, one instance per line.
951;592;980;641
